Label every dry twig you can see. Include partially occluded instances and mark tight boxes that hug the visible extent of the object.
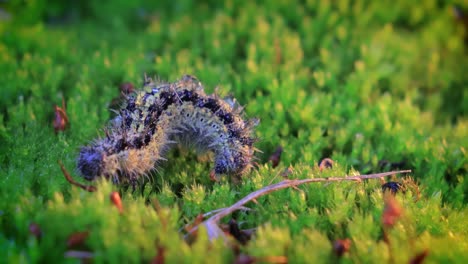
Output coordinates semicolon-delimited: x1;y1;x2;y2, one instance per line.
186;170;411;241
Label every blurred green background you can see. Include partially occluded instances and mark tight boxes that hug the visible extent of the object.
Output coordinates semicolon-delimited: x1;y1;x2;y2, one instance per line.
0;0;467;263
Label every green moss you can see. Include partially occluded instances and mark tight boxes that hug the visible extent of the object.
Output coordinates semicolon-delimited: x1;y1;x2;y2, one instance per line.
0;0;467;262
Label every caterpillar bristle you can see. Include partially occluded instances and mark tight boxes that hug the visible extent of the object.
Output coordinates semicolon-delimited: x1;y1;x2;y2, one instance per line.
77;75;259;184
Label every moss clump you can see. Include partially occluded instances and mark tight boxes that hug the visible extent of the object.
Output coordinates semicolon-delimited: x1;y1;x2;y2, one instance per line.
0;0;467;263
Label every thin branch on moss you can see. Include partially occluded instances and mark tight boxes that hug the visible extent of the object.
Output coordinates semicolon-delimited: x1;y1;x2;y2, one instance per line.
58;160;97;192
185;170;411;241
203;206;253;218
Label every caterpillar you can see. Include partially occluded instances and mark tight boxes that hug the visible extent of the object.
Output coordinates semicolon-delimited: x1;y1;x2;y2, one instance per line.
77;75;258;185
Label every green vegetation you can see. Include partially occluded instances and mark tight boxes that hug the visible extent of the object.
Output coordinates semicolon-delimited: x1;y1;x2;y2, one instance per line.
1;0;467;263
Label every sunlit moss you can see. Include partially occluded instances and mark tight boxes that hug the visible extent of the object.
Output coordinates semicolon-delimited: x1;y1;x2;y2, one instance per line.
0;0;467;262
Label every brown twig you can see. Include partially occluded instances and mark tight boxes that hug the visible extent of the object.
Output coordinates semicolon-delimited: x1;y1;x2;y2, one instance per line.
58;160;97;192
185;170;411;241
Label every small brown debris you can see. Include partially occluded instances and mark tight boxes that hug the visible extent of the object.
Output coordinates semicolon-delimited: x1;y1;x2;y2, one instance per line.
268;146;283;168
382;195;402;228
409;249;429;264
319;158;334;170
29;222;42;239
333;238;351;257
67;231;89;249
110;191;123;214
53;97;69;133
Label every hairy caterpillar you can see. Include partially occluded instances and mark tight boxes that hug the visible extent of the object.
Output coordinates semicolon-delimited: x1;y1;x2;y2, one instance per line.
77;75;258;185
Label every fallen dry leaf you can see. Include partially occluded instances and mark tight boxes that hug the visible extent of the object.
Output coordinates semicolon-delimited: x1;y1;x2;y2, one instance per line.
110;191;123;214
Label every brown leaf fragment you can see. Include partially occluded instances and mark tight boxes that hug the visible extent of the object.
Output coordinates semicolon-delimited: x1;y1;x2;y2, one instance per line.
409;249;429;264
110;191;123;214
29;222;42;239
53;98;69;134
333;238;351;257
268;146;283;168
67;231;89;249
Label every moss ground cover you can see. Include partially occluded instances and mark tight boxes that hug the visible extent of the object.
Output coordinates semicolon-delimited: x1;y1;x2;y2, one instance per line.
0;0;467;263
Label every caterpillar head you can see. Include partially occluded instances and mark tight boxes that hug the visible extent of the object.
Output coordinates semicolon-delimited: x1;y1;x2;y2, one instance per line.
214;148;253;177
77;146;103;181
